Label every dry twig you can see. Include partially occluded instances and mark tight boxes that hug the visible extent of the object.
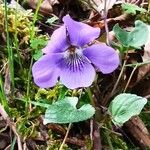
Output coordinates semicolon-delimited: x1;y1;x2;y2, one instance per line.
0;104;22;150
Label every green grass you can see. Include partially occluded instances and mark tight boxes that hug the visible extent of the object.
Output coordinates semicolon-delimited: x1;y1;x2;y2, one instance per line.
4;0;15;92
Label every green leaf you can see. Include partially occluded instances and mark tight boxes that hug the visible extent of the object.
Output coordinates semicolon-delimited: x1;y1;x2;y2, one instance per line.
113;24;130;47
30;38;47;60
129;21;149;48
108;93;147;126
33;50;42;60
46;16;59;24
58;86;69;100
19;98;50;108
122;3;146;15
44;97;95;124
113;20;149;49
30;38;47;50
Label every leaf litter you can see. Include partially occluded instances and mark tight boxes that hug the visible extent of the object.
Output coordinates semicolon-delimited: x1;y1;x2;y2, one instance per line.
0;0;150;149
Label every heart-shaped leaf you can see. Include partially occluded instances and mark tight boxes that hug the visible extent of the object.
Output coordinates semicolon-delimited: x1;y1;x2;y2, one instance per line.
108;93;147;126
113;20;149;49
43;97;95;124
122;3;146;15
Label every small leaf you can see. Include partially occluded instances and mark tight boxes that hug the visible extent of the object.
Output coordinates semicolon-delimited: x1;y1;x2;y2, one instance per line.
113;20;149;49
44;97;95;124
58;86;69;100
122;3;146;15
30;38;47;50
129;21;149;48
33;50;42;60
46;16;59;24
108;93;147;126
113;24;130;47
30;38;47;60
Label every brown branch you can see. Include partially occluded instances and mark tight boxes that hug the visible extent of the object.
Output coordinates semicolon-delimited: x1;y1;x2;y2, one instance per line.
124;116;150;149
65;137;85;147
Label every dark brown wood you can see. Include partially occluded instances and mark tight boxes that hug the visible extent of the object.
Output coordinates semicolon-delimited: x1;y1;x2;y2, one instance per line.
124;116;150;149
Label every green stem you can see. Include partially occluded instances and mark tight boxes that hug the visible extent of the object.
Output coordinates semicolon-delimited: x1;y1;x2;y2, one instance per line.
14;0;23;70
87;87;95;107
111;59;127;96
87;87;96;149
10;136;17;150
0;74;8;110
30;0;43;40
105;130;114;150
26;0;43;112
4;0;15;90
125;60;150;67
25;57;33;112
123;64;138;92
56;89;78;149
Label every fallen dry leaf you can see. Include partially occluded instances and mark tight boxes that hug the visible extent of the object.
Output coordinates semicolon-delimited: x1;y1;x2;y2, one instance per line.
27;0;59;14
90;0;117;12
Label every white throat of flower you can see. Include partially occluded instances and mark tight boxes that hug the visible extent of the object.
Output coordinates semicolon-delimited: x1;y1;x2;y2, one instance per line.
63;46;83;59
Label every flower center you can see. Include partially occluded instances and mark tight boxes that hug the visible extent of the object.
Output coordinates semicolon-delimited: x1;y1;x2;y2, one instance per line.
68;46;76;54
60;45;86;72
64;45;82;58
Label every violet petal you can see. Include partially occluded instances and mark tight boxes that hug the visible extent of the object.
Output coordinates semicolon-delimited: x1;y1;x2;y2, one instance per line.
42;25;69;54
83;44;120;74
59;57;96;89
32;53;63;88
63;15;100;47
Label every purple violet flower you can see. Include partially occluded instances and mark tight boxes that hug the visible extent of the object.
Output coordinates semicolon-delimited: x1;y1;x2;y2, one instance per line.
32;15;120;89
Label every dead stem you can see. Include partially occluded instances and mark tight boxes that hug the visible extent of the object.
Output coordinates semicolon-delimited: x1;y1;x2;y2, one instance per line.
144;94;150;99
0;104;22;150
103;0;110;45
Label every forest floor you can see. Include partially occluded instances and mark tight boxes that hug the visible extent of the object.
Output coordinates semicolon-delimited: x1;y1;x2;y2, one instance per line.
0;0;150;149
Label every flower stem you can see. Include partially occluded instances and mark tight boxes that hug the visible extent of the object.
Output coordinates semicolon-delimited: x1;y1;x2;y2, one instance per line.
87;87;95;107
59;89;77;150
125;60;150;67
26;0;43;113
111;59;127;96
123;64;138;92
59;123;72;150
